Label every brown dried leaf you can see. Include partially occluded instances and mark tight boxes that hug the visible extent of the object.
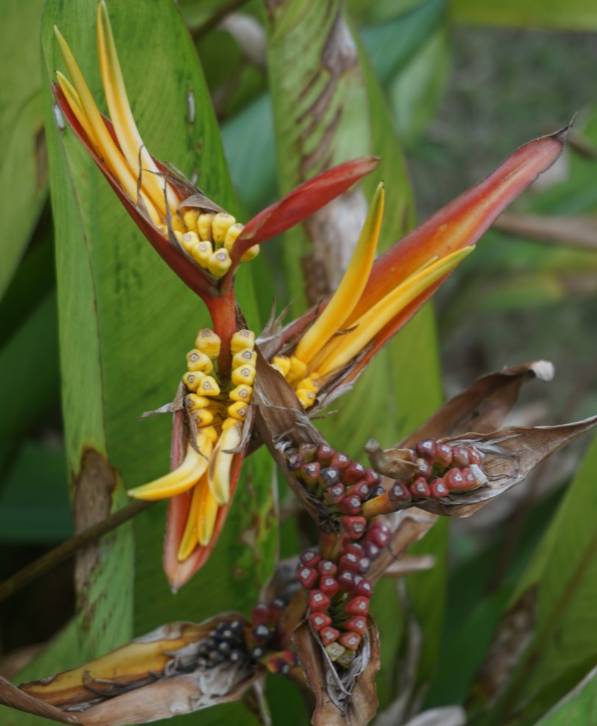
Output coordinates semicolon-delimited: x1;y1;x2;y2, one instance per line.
294;620;380;726
403;360;554;446
1;615;257;725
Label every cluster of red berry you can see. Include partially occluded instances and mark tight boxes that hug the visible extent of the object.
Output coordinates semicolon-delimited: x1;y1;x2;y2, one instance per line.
250;596;298;675
296;520;391;665
285;442;383;537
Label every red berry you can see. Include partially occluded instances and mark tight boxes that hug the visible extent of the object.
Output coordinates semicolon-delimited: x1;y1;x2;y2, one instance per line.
309;612;331;631
434;443;453;468
345;596;369;615
338;570;356;590
430;477;449;498
341;516;367;539
415;458;433;478
355;578;372;597
343;542;364;557
309;590;330;611
300;461;320;484
297;566;319;589
389;481;411;502
318;560;337;576
367;522;391;547
344;462;366;484
320;575;339;597
316;444;335;464
345;616;368;635
445;468;465;490
331;452;350;470
252;602;271;624
416;439;436;459
347;482;370;500
357;557;371;574
469;447;483;465
452;446;470;467
320;467;341;488
461;466;478;489
338;495;362;515
363;541;380;559
410;476;430;498
339;631;362;651
339;553;360;572
300;549;321;567
325;483;345;504
320;626;340;645
363;468;381;487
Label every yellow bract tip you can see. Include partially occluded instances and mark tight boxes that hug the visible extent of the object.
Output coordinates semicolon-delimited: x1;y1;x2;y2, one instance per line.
208;424;242;505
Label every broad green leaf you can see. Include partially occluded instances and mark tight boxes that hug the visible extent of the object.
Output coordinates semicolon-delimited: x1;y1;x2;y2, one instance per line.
534;668;597;726
479;436;597;724
264;0;445;708
0;0;48;299
451;0;597;31
26;3;275;725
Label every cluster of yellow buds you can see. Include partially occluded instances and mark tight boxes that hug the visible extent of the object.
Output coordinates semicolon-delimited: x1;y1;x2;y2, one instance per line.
161;211;259;280
129;327;257;560
270;355;319;409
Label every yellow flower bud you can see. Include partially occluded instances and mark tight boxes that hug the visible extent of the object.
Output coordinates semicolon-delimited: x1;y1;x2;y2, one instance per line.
232;349;257;369
295;376;318;393
182;371;205;392
230;328;255;353
227;401;248;421
240;244;260;262
189;240;212;268
171;214;185;232
173;230;184;245
287;355;308;383
198;213;214;241
271;356;291;378
212;212;236;245
208;248;232;278
197;375;221;397
193;408;214;427
202;425;219;443
186;349;214;374
221;417;239;431
186;393;210;411
296;388;317;409
229;384;253;402
224;222;244;252
182;209;199;231
180;231;199;254
195;329;221;359
231;365;256;386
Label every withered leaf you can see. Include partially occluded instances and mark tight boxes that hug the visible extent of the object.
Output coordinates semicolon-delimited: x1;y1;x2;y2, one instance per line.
2;616;257;726
293;620;380;726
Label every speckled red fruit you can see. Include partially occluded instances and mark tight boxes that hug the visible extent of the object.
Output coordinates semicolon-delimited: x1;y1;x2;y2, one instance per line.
389;481;411;502
344;462;366;483
339;631;362;651
341;516;367;539
367;522;391;547
320;575;339;597
452;446;470;467
445;468;465;490
344;542;364;557
430;478;449;498
300;549;321;567
411;476;430;498
347;482;370;500
320;626;340;645
339;552;360;572
318;560;337;576
416;440;436;459
316;444;335;464
331;452;350;470
309;590;331;611
355;578;372;597
345;596;369;615
345;616;368;635
297;565;318;589
338;495;362;515
338;570;356;590
251;602;271;625
309;612;332;631
434;443;453;468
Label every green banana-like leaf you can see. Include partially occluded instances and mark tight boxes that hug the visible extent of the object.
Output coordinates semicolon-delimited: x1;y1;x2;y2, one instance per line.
0;0;48;299
477;436;597;724
20;3;275;725
534;668;597;726
451;0;597;31
263;0;445;709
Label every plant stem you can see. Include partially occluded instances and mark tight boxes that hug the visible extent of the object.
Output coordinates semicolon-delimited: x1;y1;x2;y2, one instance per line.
0;500;152;604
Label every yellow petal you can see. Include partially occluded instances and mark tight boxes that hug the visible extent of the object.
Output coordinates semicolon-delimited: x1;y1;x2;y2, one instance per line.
96;1;178;216
315;247;474;377
294;183;385;365
55;71;98;148
128;434;212;501
197;478;219;546
208;423;242;505
54;25;160;224
177;482;202;562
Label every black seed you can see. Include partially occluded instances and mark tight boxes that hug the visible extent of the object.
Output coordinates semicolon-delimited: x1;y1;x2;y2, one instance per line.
218;641;232;654
251;646;265;659
229;649;244;663
253;624;270;641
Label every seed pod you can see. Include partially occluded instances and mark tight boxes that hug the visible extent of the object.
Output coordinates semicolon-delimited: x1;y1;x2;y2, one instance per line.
430;477;449;498
344;616;368;636
223;222;244;251
186;393;210;411
300;549;321;567
182;371;205;392
316;444;335;464
231;329;256;353
186;349;214;374
227;401;248;421
416;440;436;459
309;612;332;631
195;329;221;358
345;596;370;616
271;355;291;378
320;626;340;646
338;495;362;515
298;443;318;463
231;365;256;386
331;452;350;470
191;240;213;268
367;522;390;548
411;476;431;498
452;446;471;467
339;631;361;651
339;552;360;572
338;570;355;590
318;560;337;576
344;462;366;484
208;248;232;277
309;590;330;611
324;483;344;505
232;349;257;369
434;443;453;468
229;384;253;403
198;213;215;241
341;516;367;539
320;575;339;597
320;467;341;488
